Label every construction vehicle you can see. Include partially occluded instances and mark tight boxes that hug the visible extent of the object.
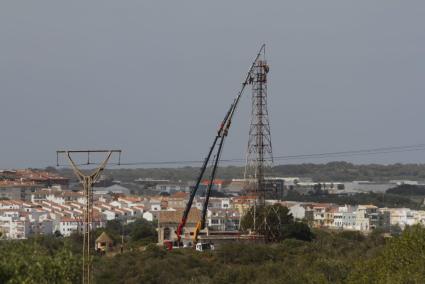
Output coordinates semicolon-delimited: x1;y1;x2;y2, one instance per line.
174;44;267;250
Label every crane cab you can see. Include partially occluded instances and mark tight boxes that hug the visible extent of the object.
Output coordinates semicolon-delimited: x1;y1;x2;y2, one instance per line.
195;242;215;252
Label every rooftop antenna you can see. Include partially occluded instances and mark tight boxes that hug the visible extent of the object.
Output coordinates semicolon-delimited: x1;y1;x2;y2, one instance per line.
56;150;121;284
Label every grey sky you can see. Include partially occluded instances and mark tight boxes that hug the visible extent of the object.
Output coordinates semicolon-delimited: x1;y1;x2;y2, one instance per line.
0;1;424;168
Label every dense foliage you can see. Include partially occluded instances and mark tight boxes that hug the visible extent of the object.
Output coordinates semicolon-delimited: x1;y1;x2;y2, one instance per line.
0;218;157;283
93;229;387;284
348;225;425;283
3;225;425;283
0;237;81;284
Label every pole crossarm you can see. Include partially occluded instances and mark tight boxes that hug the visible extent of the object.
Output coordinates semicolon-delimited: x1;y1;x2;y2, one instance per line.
57;150;121;166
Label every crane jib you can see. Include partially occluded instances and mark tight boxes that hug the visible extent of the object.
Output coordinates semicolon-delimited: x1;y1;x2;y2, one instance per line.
201;134;226;230
175;44;266;247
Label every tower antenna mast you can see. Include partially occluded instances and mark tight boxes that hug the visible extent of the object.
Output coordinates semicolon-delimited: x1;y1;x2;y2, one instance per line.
244;44;273;205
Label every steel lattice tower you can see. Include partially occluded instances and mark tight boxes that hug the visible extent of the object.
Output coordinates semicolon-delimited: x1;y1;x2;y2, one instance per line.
244;46;273;205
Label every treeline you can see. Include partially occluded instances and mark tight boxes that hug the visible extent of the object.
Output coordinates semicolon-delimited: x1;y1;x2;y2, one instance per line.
387;184;425;196
285;190;423;209
53;162;425;183
272;162;425;182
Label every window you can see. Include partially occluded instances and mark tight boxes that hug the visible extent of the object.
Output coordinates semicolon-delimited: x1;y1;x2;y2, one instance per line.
164;227;171;240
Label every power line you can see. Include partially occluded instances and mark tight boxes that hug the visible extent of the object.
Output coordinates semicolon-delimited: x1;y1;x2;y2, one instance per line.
273;144;425;161
56;143;425;168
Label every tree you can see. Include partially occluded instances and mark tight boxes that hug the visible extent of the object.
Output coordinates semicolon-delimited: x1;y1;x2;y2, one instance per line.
127;219;157;243
281;222;314;241
54;230;63;238
348;225;425;283
44;166;58;173
99;218;157;244
240;204;313;242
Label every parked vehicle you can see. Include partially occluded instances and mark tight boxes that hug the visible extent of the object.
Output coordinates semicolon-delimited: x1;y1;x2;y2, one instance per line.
195;242;215;252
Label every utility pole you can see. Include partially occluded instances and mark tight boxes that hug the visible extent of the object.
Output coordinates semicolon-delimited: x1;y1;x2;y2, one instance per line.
253;200;257;231
121;221;124;254
57;150;121;284
244;44;273;205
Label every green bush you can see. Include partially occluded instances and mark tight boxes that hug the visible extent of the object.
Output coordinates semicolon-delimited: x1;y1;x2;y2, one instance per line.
0;239;81;284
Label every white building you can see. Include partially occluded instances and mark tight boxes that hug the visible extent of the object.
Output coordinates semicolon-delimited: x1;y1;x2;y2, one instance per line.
58;218;82;237
380;208;418;229
143;211;156;222
0;212;30;239
355;205;390;232
332;206;357;230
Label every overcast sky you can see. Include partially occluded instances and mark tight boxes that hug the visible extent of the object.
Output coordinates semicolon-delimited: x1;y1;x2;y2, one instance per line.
0;1;424;168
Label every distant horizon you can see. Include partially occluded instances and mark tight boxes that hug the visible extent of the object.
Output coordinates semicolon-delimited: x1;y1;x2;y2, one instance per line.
7;160;425;171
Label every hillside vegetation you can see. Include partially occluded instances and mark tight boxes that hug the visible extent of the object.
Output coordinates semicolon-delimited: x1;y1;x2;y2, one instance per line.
3;225;425;283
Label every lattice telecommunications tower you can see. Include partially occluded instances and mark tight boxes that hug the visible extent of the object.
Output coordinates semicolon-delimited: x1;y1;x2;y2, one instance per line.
244;45;273;205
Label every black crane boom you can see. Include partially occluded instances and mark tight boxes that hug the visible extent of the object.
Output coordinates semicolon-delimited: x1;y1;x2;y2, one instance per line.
175;44;266;246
